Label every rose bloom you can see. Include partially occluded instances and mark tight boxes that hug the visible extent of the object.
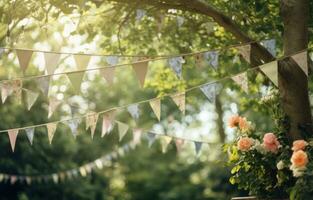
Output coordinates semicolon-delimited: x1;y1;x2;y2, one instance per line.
292;140;308;152
291;150;308;168
262;133;280;153
238;117;250;132
228;115;241;128
237;137;254;151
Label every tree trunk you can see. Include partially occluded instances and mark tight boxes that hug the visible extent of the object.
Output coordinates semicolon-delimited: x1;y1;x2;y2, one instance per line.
279;0;312;140
215;94;226;143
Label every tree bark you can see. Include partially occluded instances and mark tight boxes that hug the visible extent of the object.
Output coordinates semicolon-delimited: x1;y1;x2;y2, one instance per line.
280;0;312;140
215;94;226;143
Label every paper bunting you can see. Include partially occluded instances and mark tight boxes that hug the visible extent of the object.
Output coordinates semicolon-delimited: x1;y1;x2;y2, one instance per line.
171;92;185;114
168;57;184;78
194;142;202;155
16;49;33;73
204;51;219;69
145;132;156;147
132;60;149;87
176;16;185;27
48;98;61;118
101;67;115;84
194;53;206;68
37;76;50;96
12;80;22;104
175;139;185;153
136;9;146;22
47;123;57;144
1;82;13;103
74;55;90;70
117;121;129;141
200;83;218;103
67;72;85;92
127;104;140;120
261;39;276;57
231;72;249;93
149;98;161;121
291;51;308;76
106;56;119;66
160;136;172;153
25;127;35;145
132;128;142;146
259;61;278;87
85;112;99;139
66;119;81;138
26;90;39;110
101;111;115;137
44;52;61;75
236;44;251;63
8;129;19;152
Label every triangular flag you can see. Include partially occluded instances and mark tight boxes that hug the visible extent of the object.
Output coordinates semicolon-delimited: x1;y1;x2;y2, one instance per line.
26;90;39;110
85;112;99;139
12;80;22;104
176;16;185;27
73;54;90;70
194;53;206;68
101;67;115;85
8;129;18;152
136;9;146;22
261;39;276;57
149;98;161;121
260;61;278;87
25;127;35;145
127;104;140;120
291;51;308;76
37;76;50;96
160;136;172;153
101;111;115;137
47;123;57;144
117;121;129;141
1;82;13;103
200;83;217;103
204;51;219;69
67;72;85;93
231;72;249;93
48;98;61;118
132;60;149;87
146;132;156;147
175;139;185;153
132;128;142;146
66;119;81;138
44;52;61;75
168;57;184;78
194;141;202;155
105;56;119;66
170;92;185;114
16;49;33;73
236;44;251;63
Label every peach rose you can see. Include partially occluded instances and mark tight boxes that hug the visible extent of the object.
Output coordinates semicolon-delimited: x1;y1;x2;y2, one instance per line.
292;140;308;152
238;117;250;131
237;137;254;151
262;133;280;153
228;115;241;128
291;150;308;168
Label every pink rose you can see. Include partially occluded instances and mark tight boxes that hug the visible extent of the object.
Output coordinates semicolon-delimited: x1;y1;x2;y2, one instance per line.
228;115;241;128
262;133;280;153
292;140;308;152
237;137;254;151
291;150;308;168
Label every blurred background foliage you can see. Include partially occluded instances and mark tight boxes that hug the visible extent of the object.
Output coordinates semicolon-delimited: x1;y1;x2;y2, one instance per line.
0;0;312;199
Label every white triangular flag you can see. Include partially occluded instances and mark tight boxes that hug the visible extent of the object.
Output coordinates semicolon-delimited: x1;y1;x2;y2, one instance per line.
260;61;278;87
67;72;85;93
44;52;61;75
291;51;308;76
200;83;217;103
127;104;140;120
175;139;185;153
170;92;185;114
1;82;13;103
204;51;219;69
168;57;184;78
86;112;99;139
48;98;61;118
16;49;33;73
101;111;115;137
146;132;156;147
47;123;57;144
73;54;90;70
231;72;249;93
194;141;202;155
8;129;19;152
117;121;129;141
101;67;115;85
149;98;161;121
236;44;251;63
160;136;172;153
26;90;39;110
25;127;35;145
66;119;81;138
132;60;149;87
37;76;50;96
261;39;276;57
132;128;142;146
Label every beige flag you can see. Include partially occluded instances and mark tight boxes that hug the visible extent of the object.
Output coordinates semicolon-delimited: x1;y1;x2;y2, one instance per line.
26;90;39;110
16;49;33;73
67;72;85;93
117;121;129;141
236;44;251;63
44;52;61;74
149;98;161;121
47;122;58;144
160;136;172;153
231;72;249;93
1;82;13;103
260;61;278;87
291;51;308;76
8;129;19;152
86;112;99;139
101;111;116;137
132;60;149;87
132;128;142;146
48;98;61;118
73;54;90;70
171;92;185;114
101;67;115;85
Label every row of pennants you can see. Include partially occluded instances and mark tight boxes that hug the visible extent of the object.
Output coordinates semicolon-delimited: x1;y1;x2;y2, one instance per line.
2;47;310;152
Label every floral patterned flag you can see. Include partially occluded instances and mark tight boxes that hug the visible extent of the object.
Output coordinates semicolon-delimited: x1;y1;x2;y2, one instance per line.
168;56;185;78
117;121;129;141
231;72;249;93
170;92;185;114
16;49;33;73
260;61;278;87
8;129;19;152
160;136;172;153
26;90;39;110
204;51;219;70
25;127;35;145
149;98;161;121
101;111;115;137
236;44;251;63
85;112;99;139
127;104;140;120
200;83;217;103
261;39;276;57
65;119;81;139
132;60;149;87
291;51;308;76
47;122;57;144
44;52;61;75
